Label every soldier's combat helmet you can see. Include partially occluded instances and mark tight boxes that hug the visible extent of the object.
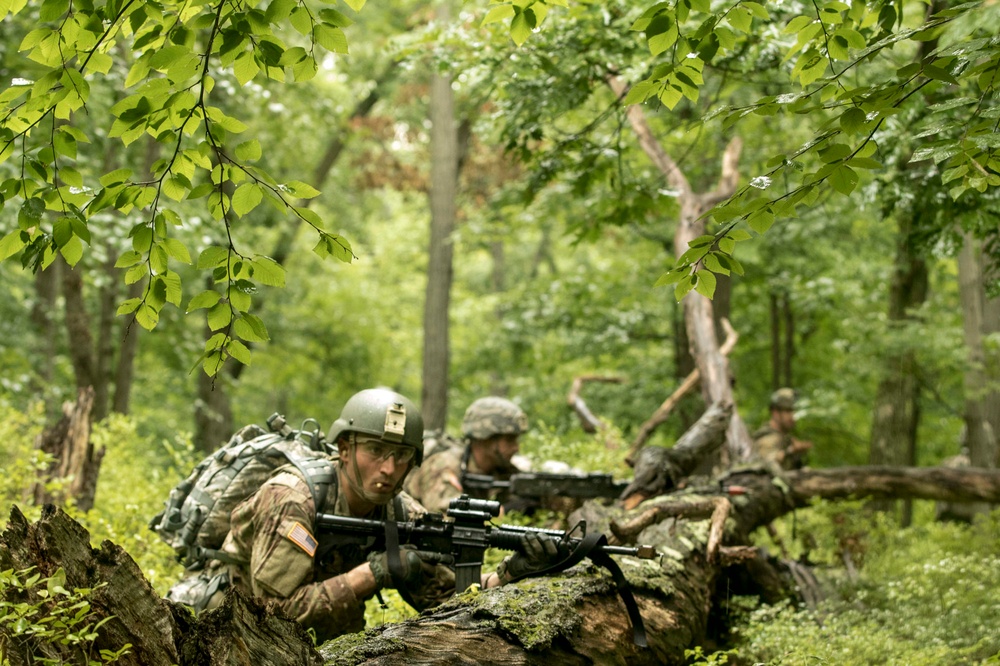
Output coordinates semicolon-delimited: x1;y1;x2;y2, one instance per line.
328;388;425;465
770;388;797;411
462;397;528;441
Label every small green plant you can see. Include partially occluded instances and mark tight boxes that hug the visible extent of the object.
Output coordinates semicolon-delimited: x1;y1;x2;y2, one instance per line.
685;645;737;664
0;566;131;665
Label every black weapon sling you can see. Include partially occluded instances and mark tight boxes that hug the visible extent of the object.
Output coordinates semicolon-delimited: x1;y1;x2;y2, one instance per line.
504;529;648;648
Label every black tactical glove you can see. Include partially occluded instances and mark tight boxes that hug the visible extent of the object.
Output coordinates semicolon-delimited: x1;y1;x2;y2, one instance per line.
367;548;424;590
496;532;567;585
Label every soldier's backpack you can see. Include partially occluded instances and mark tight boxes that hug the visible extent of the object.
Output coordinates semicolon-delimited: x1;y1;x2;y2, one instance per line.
149;414;337;571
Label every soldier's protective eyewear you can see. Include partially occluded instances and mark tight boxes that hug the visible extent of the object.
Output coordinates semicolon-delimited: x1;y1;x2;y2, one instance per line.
357;439;416;465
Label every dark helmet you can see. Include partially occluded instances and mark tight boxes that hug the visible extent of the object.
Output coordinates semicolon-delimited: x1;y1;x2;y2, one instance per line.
461;397;528;440
770;388;797;411
328;388;425;465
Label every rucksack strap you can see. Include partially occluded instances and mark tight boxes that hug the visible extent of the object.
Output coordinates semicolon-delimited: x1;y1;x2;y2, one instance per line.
283;450;336;512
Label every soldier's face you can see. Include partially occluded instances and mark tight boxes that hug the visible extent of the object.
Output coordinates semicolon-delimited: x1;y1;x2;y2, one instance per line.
775;409;795;433
495;434;520;467
346;437;412;504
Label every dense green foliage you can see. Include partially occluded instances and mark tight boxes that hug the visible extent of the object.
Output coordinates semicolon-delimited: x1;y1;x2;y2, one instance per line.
1;0;998;661
735;503;1000;664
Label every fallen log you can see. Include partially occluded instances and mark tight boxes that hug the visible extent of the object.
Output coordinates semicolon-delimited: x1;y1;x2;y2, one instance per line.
5;465;999;666
620;400;732;509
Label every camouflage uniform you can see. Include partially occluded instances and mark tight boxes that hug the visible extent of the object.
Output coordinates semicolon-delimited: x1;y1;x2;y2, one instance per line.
751;425;807;470
752;388;807;470
404;433;518;514
218;461;454;643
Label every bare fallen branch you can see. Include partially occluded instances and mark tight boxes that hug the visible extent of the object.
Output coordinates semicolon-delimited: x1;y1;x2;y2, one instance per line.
627;319;738;465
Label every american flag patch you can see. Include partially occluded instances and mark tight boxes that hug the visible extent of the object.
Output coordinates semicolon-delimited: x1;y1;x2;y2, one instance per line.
286;522;318;557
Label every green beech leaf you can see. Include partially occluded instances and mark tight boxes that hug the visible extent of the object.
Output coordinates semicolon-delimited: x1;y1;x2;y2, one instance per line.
235;139;262;161
482;5;515;25
198;245;230;269
829;164;859;194
250;255;285;287
314;24;348;54
207;302;232;331
234;312;269;342
187;290;221;312
226;339;252;366
694;269;717;298
232;183;263;216
0;230;26;261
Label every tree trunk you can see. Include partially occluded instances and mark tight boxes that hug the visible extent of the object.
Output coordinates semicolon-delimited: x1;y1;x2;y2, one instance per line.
195;363;234;452
30;264;60;414
628;320;738;462
194;311;234;451
112;280;144;415
958;230;995;469
984;287;1000;461
607;75;752;467
868;0;943;525
955;230;996;517
489;240;508;395
93;246;119;421
421;4;459;432
31;386;105;511
868;206;929;524
61;258;97;398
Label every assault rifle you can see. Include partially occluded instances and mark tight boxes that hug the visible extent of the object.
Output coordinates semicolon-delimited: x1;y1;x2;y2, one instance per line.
316;495;656;647
462;471;630;500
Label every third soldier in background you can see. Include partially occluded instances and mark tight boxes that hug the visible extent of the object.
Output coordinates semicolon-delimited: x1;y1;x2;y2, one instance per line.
405;397;528;514
752;388;813;470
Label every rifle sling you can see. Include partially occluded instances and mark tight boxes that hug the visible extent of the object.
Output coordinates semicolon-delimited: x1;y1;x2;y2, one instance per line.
506;531;648;648
385;519;403;581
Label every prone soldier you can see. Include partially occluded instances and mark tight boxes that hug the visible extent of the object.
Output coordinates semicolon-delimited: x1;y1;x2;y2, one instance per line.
405;396;529;514
194;388;565;642
752;388;813;470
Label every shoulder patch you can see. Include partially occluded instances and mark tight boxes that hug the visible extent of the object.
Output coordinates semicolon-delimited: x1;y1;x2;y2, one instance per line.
285;521;318;557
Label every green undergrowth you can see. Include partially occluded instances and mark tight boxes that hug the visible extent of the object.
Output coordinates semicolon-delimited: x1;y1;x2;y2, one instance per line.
0;404;193;596
727;503;1000;666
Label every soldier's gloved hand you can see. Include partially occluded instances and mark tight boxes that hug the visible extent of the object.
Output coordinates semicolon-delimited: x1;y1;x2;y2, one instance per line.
497;532;567;585
367;548;424;590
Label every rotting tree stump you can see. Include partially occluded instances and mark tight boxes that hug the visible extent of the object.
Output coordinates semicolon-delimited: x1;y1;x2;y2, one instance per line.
0;504;320;666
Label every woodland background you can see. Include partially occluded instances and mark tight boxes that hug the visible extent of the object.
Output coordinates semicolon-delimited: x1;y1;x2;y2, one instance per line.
1;0;999;663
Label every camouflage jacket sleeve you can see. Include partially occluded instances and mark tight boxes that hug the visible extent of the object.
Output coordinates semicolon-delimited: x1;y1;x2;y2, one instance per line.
228;471;367;640
752;428;787;465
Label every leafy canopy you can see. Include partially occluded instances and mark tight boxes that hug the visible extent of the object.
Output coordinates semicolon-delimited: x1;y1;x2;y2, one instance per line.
485;0;1000;296
0;0;363;375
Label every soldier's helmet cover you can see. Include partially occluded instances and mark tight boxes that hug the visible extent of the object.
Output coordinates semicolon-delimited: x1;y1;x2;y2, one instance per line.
770;388;797;411
462;397;528;440
328;388;425;465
